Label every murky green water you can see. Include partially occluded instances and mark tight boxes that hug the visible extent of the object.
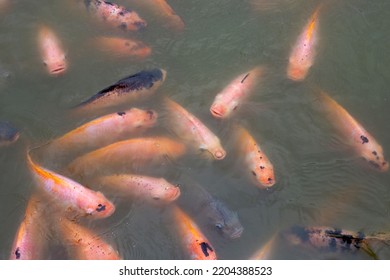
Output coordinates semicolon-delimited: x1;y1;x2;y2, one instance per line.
1;0;390;260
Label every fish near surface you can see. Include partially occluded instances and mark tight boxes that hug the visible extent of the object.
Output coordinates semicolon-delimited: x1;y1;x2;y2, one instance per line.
38;25;67;75
9;193;48;260
287;5;321;81
27;152;115;219
0;121;19;146
164;98;226;160
84;0;146;31
171;205;217;260
95;174;180;204
74;68;166;112
210;66;264;119
318;91;388;172
56;218;121;260
92;36;151;58
236;125;275;189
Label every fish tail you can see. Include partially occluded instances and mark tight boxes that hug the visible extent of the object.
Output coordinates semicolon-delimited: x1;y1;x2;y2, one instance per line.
360;240;379;260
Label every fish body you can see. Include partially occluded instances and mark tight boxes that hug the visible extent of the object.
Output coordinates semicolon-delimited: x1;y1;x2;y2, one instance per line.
287;6;320;81
164;98;226;160
0;121;19;146
75;68;166;111
58;218;121;260
27;153;115;219
9;194;47;260
95;174;180;204
38;25;67;75
210;66;263;119
93;36;151;58
318;91;388;172
84;0;146;31
172;206;217;260
48;108;157;156
67;137;186;176
236;125;275;189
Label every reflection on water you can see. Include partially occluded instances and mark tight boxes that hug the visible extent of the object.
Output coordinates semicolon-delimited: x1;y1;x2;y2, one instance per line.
0;0;390;260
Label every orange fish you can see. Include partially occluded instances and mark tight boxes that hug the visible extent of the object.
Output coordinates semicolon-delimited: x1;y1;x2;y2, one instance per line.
318;91;388;172
171;205;217;260
164;98;226;160
38;25;67;75
27;152;115;218
249;233;277;260
236;125;275;189
47;108;157;157
287;5;321;81
67;137;186;177
57;218;121;260
93;36;151;58
85;0;146;31
95;174;181;204
210;66;264;119
9;193;47;260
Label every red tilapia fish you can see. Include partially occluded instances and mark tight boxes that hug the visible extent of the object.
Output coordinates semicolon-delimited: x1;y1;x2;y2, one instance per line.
164;98;226;160
236;125;275;189
67;137;186;177
74;68;166;112
92;36;151;58
27;152;115;218
84;0;146;31
318;91;388;172
171;205;217;260
47;108;157;156
210;66;264;119
57;218;121;260
287;5;321;81
95;174;181;204
9;193;47;260
38;25;67;75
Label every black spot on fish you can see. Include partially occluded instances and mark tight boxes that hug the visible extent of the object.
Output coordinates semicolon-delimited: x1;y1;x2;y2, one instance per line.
260;166;265;170
15;247;21;259
268;178;272;182
119;11;124;16
241;73;250;84
104;1;114;6
360;135;369;144
117;111;126;116
96;204;106;212
200;242;213;257
146;110;154;119
251;170;257;176
372;151;377;156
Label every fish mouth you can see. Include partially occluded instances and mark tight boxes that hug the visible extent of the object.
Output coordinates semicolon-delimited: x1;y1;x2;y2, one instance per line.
228;227;244;239
212;149;226;160
50;66;66;75
210;106;225;119
170;187;181;201
287;65;306;81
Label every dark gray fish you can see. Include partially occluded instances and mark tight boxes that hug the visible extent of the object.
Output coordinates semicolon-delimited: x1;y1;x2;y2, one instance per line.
178;182;243;239
0;121;20;145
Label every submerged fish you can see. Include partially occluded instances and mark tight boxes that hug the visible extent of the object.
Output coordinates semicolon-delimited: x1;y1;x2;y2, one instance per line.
249;233;278;260
38;25;67;75
56;218;121;260
164;98;226;160
171;205;217;260
210;66;264;119
75;68;166;112
236;125;275;189
94;174;181;204
92;36;151;58
84;0;146;31
27;152;115;219
0;121;19;146
318;91;388;172
9;193;47;260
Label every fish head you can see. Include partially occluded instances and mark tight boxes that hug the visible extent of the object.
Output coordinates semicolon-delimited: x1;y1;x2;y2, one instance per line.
251;163;276;189
150;181;181;203
204;141;226;160
210;102;229;119
86;193;116;219
287;63;308;81
361;143;389;172
212;203;243;239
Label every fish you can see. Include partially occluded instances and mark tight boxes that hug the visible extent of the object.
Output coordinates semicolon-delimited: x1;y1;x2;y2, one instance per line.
92;36;151;58
177;182;243;239
67;137;186;177
210;66;264;119
27;152;115;219
164;98;226;160
56;218;121;260
94;174;181;204
318;91;388;172
171;205;217;260
249;234;277;260
236;125;275;189
74;68;166;112
9;193;47;260
287;5;321;81
84;0;147;31
0;121;20;146
47;108;157;157
38;25;67;75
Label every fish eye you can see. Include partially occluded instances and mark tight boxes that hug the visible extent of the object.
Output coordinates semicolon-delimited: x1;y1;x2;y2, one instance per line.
215;223;223;229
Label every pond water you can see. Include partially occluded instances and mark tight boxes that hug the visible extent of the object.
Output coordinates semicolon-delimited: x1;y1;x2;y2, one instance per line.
0;0;390;260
